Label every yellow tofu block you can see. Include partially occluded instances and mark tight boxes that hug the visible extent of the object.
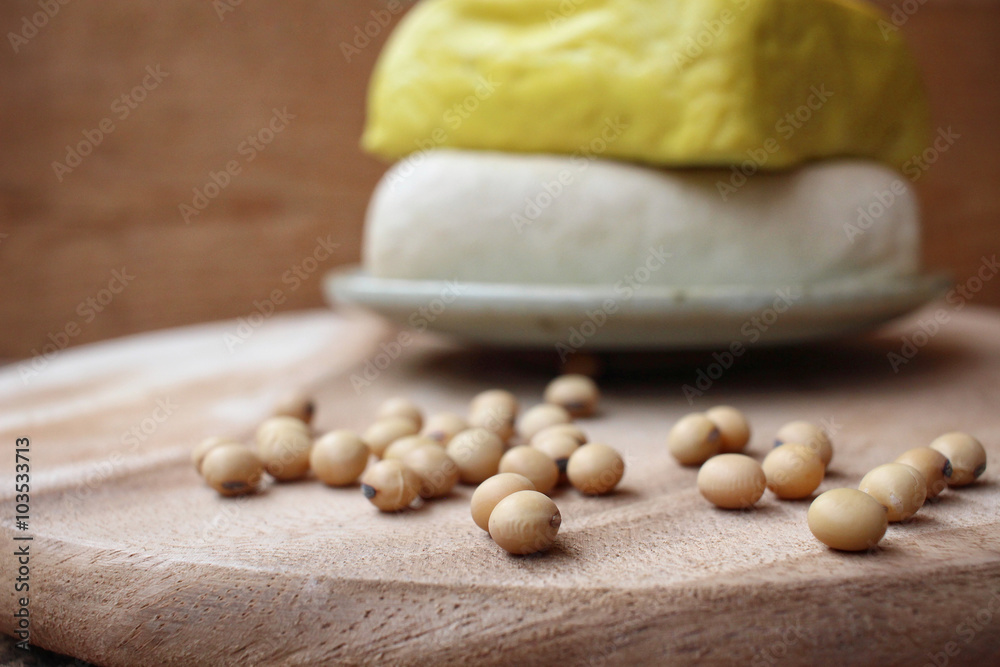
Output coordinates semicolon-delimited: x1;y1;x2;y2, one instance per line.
362;0;929;170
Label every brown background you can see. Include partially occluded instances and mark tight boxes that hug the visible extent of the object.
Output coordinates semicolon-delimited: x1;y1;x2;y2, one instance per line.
1;0;998;357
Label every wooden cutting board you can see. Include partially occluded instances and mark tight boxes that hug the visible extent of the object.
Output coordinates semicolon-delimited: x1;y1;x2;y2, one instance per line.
1;306;999;666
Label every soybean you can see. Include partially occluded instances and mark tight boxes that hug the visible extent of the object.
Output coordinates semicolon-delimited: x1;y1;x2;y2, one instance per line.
383;435;440;461
543;374;599;417
499;445;560;495
895;447;951;499
273;391;315;424
310;430;369;486
192;436;236;473
470;473;535;531
360;459;421;511
421;412;469;445
531;423;587;448
697;454;766;509
930;432;987;486
775;421;833;467
402;444;459;499
376;397;423;430
762;443;824;499
446;427;505;484
469;390;518;442
202;444;265;497
517;404;572;442
488;490;561;555
859;463;926;522
532;433;581;475
808;488;888;551
257;415;309;441
256;417;312;481
470;389;518;415
667;413;721;466
705;406;750;453
363;417;420;458
566;443;624;495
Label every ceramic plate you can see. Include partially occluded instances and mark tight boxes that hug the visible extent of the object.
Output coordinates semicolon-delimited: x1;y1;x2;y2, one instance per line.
324;267;950;349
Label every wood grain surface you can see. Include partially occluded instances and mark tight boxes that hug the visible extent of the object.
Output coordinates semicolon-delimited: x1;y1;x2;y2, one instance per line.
1;305;999;665
1;0;999;356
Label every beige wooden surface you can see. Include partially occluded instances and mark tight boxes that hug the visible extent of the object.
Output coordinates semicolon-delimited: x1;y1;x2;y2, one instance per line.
1;0;999;357
0;305;998;665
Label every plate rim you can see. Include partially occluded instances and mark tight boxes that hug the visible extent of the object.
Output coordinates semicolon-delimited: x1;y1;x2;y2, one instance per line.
323;266;952;348
325;266;952;313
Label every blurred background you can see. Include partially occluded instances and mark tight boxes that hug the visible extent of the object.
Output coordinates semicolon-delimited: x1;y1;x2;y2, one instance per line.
1;0;998;357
